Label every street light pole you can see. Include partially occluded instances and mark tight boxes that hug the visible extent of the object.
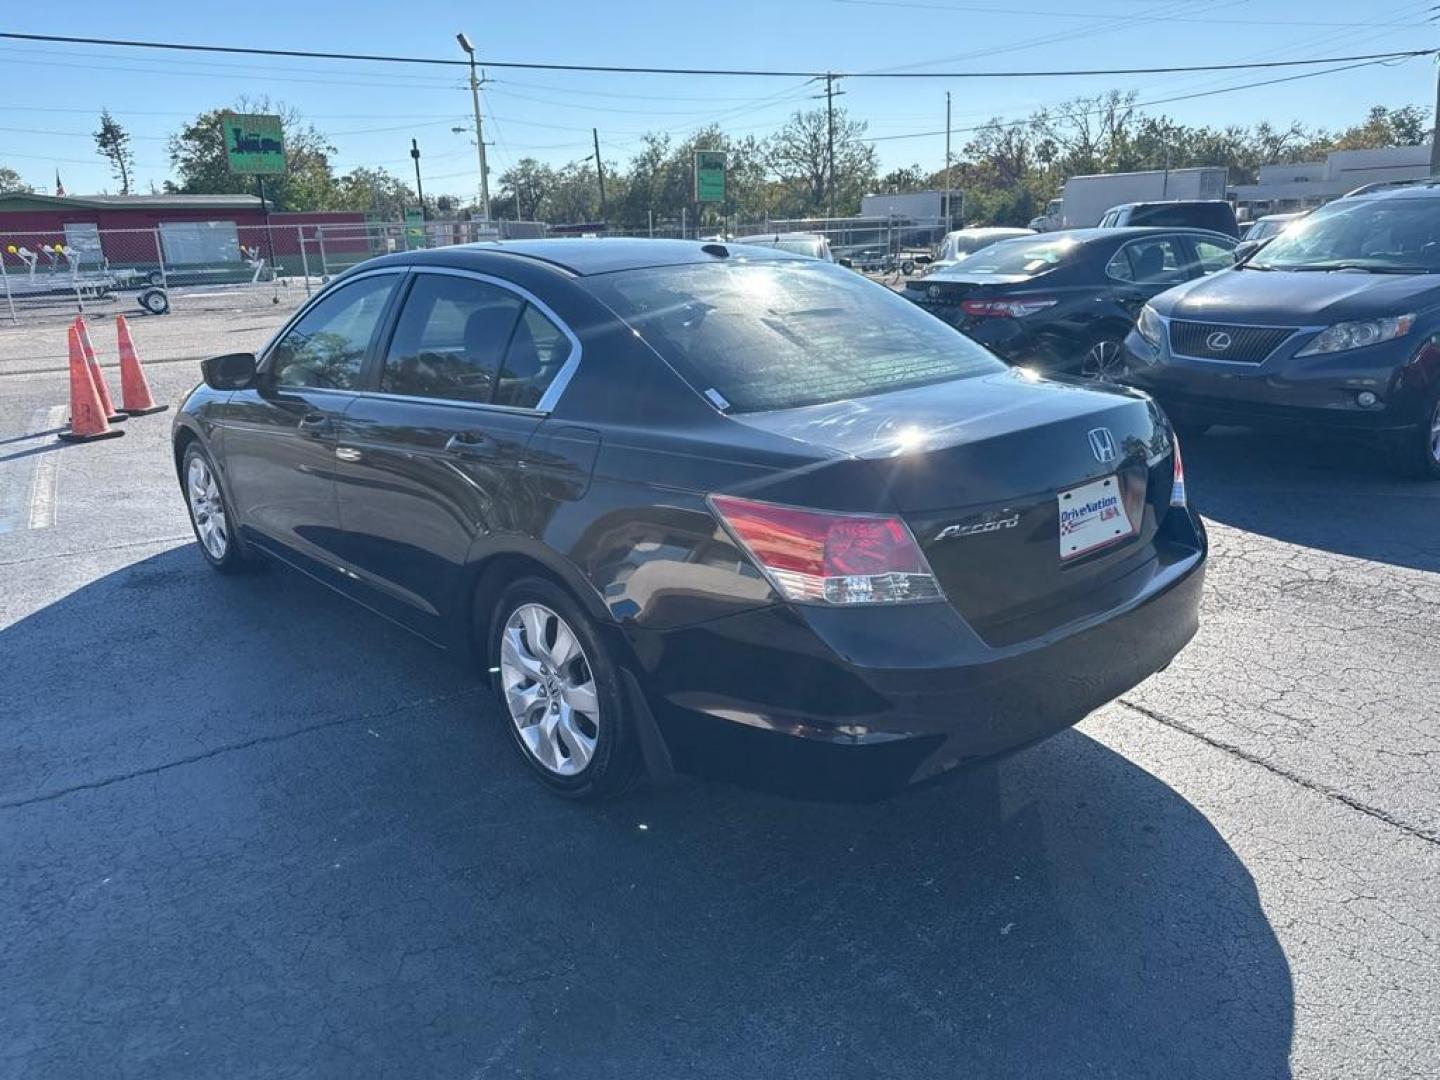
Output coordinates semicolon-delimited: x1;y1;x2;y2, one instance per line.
410;138;426;220
457;32;492;221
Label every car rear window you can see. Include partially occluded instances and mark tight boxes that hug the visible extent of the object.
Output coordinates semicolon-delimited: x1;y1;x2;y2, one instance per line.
1127;203;1237;235
581;260;1004;413
946;236;1081;277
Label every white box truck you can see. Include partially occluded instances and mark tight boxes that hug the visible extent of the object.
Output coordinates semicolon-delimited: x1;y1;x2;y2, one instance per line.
1030;168;1230;230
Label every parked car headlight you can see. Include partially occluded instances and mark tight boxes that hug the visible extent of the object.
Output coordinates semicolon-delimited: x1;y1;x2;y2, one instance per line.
1295;314;1414;356
1136;303;1164;348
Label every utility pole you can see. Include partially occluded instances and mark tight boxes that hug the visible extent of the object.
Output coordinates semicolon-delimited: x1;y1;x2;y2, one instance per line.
592;127;607;221
944;91;953;229
813;73;844;220
457;32;492;220
1431;57;1440;176
410;139;426;220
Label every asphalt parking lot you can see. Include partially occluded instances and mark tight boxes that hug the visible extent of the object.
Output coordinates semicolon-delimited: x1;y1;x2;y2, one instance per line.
2;312;1437;1079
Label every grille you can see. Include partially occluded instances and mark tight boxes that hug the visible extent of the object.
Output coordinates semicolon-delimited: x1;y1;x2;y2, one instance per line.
1168;320;1296;364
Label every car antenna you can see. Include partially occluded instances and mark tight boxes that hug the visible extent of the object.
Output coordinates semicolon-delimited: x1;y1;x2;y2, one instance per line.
700;243;729;258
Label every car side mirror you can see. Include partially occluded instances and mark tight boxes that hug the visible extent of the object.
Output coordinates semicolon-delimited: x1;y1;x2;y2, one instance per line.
837;257;854;269
201;352;258;390
1232;238;1263;264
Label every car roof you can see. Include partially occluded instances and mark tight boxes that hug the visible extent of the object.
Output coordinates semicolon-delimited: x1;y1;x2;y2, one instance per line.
946;227;1032;236
738;231;825;241
1015;227;1234;243
1346;179;1440;202
1105;200;1232;211
361;237;806;277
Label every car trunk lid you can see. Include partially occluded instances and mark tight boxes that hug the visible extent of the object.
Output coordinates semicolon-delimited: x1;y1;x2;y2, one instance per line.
732;371;1174;643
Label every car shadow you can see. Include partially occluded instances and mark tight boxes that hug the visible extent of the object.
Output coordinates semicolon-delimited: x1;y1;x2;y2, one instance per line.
1185;424;1440;573
0;545;1295;1079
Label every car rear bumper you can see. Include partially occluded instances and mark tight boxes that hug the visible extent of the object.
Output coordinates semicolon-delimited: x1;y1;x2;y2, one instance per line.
626;519;1206;799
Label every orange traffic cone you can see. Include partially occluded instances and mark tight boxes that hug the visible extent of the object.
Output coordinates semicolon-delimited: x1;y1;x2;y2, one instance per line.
114;315;167;416
74;316;125;424
58;325;125;443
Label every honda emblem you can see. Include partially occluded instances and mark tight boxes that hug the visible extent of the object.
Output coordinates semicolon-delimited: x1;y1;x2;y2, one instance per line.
1088;427;1118;464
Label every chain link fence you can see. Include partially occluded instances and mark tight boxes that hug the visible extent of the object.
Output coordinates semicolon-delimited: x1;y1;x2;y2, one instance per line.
0;218;549;326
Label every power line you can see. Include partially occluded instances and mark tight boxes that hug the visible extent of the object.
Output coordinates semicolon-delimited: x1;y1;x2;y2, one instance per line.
853;55;1422;144
0;32;1431;79
831;0;1434;29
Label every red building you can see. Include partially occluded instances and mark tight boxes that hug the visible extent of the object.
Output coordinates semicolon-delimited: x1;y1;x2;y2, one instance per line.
0;192;369;273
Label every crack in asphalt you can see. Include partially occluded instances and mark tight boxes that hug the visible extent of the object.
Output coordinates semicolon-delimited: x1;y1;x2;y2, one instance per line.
1118;697;1440;847
0;534;193;567
0;689;483;811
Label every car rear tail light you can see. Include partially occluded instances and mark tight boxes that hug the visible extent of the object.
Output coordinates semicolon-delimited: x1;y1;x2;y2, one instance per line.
960;296;1058;318
709;495;943;605
1170;436;1187;508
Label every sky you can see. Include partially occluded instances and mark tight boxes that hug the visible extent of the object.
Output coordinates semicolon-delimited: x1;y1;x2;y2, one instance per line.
1;0;1434;200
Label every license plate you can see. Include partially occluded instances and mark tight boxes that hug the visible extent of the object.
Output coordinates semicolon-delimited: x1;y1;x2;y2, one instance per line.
1058;475;1134;560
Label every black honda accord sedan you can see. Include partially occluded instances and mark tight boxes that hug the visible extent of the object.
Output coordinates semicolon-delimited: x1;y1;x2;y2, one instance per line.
173;239;1206;799
904;228;1237;378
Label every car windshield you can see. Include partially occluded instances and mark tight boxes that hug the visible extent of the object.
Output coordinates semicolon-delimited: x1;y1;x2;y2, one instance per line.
582;260;1004;413
944;236;1080;277
1249;197;1440;272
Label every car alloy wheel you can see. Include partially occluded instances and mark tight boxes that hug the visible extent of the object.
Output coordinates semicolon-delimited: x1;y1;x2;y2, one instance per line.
1430;397;1440;465
1081;339;1126;381
498;602;601;777
186;453;229;561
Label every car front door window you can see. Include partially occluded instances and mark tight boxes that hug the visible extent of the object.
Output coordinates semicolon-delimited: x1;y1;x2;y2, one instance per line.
269;275;397;389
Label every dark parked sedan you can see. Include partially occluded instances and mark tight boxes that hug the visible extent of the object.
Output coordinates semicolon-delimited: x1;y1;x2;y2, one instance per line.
904;228;1237;378
174;239;1206;799
1122;183;1440;478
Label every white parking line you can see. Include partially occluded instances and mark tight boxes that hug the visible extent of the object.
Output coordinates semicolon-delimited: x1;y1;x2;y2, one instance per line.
25;405;66;530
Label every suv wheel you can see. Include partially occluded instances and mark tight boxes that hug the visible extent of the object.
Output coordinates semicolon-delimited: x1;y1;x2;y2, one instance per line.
1389;390;1440;480
489;576;642;799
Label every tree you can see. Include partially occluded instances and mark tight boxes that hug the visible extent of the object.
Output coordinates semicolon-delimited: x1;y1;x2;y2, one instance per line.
335;166;414;220
766;107;879;216
498;158;559;221
167;97;340;211
93;109;135;194
0;166;33;194
878;165;927;193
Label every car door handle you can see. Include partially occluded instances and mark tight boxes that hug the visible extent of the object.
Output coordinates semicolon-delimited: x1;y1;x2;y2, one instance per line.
445;431;494;457
297;412;331;436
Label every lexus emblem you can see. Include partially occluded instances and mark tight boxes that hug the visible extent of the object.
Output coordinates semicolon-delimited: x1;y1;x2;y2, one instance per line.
1205;330;1233;351
1087;427;1118;464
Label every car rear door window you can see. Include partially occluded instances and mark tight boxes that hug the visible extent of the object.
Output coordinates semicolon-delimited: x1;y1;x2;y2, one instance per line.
270;274;398;389
380;274;526;403
492;304;573;409
1106;238;1188;284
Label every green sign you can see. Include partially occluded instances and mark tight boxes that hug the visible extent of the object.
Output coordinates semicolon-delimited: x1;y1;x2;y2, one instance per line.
222;113;287;176
404;207;426;249
694;151;727;203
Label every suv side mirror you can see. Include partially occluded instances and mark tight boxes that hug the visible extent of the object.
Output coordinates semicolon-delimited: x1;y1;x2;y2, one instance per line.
1232;239;1261;264
201;352;258;390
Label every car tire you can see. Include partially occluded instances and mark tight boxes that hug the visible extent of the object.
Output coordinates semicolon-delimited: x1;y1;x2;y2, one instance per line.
488;576;643;799
181;442;254;573
1387;388;1440;480
1079;333;1129;381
